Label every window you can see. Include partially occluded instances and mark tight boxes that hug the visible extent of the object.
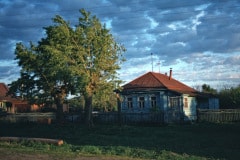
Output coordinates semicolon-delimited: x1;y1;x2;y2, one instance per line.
151;96;157;108
138;97;145;109
127;97;133;109
184;98;188;108
169;97;179;108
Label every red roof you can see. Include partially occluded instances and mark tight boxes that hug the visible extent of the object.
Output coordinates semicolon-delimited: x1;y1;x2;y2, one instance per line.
0;83;27;103
0;83;9;97
122;72;197;95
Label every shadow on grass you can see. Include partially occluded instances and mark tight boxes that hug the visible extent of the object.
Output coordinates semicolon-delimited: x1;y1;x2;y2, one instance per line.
1;121;240;160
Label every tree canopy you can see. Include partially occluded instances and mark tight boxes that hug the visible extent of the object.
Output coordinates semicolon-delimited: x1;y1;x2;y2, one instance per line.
218;85;240;109
201;84;217;94
9;9;125;124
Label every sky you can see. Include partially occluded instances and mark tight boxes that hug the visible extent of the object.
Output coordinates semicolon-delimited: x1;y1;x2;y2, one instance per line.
0;0;240;90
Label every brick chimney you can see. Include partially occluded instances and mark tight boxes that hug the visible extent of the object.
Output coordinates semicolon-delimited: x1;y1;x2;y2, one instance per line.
169;68;172;80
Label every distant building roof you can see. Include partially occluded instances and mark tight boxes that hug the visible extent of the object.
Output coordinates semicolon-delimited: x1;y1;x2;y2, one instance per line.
122;72;198;96
0;83;26;103
0;83;9;97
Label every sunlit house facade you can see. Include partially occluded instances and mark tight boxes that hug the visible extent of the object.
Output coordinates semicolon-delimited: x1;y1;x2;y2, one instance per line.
120;69;219;122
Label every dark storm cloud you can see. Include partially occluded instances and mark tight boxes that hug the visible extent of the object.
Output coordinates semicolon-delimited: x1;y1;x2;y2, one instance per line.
0;62;20;84
0;0;240;87
0;0;57;60
0;65;17;77
0;40;15;60
134;1;240;86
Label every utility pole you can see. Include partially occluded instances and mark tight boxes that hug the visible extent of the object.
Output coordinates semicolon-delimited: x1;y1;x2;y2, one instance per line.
156;61;160;73
151;53;153;72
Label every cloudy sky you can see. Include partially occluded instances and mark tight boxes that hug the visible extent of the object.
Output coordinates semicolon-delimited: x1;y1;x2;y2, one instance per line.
0;0;240;89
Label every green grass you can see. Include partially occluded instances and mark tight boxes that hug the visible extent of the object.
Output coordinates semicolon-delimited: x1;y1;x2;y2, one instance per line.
1;122;240;159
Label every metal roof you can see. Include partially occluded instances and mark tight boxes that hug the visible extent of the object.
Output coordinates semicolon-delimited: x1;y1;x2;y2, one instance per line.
122;72;198;96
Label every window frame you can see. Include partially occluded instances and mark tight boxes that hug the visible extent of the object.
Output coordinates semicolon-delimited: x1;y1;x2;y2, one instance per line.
127;97;133;109
184;98;188;108
138;96;145;109
150;96;157;108
169;97;180;108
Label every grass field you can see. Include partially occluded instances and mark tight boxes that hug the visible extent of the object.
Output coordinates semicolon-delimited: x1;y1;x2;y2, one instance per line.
0;122;240;160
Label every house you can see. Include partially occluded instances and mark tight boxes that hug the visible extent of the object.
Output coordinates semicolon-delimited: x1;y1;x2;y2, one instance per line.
120;69;219;122
0;83;69;113
197;92;219;110
0;83;31;113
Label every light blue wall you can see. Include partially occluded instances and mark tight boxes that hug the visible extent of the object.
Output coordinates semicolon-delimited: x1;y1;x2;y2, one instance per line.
162;94;168;111
121;91;200;122
182;96;197;121
197;97;219;109
209;98;219;109
121;91;164;113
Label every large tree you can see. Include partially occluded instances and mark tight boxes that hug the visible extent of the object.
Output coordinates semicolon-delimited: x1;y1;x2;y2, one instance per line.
9;9;125;125
74;10;125;126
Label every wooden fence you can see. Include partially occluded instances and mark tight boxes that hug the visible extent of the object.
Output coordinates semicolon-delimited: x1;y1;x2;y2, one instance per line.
93;112;165;124
1;112;164;124
2;110;240;124
197;109;240;122
0;112;56;124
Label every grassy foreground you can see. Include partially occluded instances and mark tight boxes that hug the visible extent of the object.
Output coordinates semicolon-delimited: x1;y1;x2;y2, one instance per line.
0;122;240;160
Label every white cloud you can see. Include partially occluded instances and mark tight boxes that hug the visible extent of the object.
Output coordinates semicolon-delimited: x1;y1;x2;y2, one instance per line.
0;0;240;89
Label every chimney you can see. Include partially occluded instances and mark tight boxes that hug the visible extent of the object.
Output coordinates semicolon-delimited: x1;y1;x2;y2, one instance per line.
169;68;172;80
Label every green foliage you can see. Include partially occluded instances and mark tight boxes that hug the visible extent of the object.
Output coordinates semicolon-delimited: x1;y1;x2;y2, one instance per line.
93;88;118;112
68;96;85;112
201;84;217;94
219;85;240;109
9;9;125;123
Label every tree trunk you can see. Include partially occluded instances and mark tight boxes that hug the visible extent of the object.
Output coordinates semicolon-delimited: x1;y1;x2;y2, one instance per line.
84;94;93;128
55;94;65;123
116;93;122;126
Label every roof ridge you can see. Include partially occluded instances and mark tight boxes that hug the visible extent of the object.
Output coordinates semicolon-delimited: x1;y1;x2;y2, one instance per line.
149;72;197;93
2;83;9;91
0;83;9;97
122;72;197;95
150;72;168;88
128;72;150;83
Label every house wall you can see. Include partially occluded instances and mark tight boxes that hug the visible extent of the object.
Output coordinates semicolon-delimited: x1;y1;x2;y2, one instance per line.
7;104;15;113
197;97;219;109
121;92;163;113
121;91;182;112
162;94;168;111
121;91;199;122
197;98;209;109
208;98;219;109
182;95;197;121
0;102;7;111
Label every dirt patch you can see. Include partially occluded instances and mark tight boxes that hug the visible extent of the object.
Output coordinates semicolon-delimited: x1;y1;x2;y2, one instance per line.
0;148;139;160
